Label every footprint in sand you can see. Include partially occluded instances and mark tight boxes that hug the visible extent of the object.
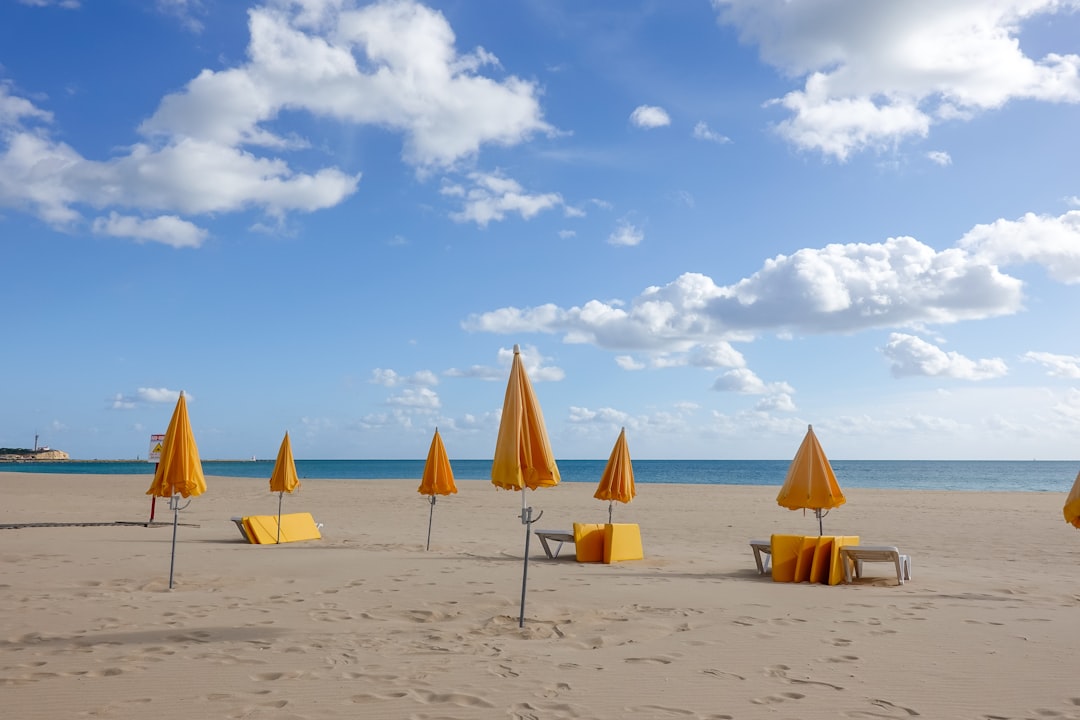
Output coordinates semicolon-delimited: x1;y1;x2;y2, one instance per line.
752;691;806;705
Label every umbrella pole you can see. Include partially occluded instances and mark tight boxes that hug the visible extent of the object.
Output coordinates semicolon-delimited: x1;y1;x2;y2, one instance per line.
277;491;284;544
168;494;179;590
608;501;613;525
816;509;823;536
426;495;436;551
520;505;532;628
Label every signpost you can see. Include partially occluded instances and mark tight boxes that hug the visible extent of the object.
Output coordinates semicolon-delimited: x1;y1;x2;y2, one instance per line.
148;434;164;523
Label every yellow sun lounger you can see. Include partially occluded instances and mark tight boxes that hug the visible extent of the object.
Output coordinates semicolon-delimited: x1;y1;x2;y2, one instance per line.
231;513;322;544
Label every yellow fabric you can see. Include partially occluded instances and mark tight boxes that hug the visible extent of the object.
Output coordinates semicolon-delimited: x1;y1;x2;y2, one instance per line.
772;534;859;584
573;523;605;562
828;536;860;586
269;432;301;494
776;424;846;512
794;536;818;582
1064;468;1080;527
492;346;560;491
146;392;207;499
594;427;636;505
242;513;321;544
603;523;643;563
770;534;805;582
418;429;457;496
809;536;834;584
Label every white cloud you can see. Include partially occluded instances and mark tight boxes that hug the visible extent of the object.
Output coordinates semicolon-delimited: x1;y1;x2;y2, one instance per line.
630;105;671;128
959;210;1080;284
157;0;204;32
0;0;550;242
608;220;643;246
386;387;441;410
615;355;645;371
371;368;439;387
18;0;79;7
465;232;1023;350
882;333;1008;380
92;212;208;248
927;150;952;166
111;387;184;409
713;0;1080;159
1022;351;1080;379
692;121;731;143
444;345;565;383
445;171;562;226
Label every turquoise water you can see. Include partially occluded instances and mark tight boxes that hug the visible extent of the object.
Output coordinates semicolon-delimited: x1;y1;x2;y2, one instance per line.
2;459;1077;492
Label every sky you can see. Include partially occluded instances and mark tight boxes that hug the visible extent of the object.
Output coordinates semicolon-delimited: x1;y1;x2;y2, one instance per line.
2;0;1080;462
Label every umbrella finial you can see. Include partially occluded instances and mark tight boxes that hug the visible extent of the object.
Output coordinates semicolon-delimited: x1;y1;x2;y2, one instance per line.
513;343;520;354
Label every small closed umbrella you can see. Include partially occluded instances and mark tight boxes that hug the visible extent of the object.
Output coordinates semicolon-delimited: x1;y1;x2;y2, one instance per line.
269;432;301;544
145;391;206;589
1062;466;1080;528
492;344;560;627
776;424;846;535
595;427;636;523
418;428;457;550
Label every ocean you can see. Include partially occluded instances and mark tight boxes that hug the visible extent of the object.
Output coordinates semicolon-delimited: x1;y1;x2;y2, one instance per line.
2;459;1077;492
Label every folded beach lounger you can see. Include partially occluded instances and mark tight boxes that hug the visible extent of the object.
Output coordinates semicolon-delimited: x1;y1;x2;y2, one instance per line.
749;539;771;574
534;529;574;558
234;513;323;544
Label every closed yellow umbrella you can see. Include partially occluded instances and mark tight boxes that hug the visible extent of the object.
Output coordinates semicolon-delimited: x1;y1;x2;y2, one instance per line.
1063;467;1080;528
418;428;457;550
776;424;846;535
595;427;636;523
145;391;206;588
492;344;560;627
269;432;301;544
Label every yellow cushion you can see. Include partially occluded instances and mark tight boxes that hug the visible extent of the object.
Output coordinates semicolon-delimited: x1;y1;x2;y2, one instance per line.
794;536;819;583
770;534;804;582
573;523;605;562
603;523;643;563
828;535;860;585
809;536;834;584
242;513;321;544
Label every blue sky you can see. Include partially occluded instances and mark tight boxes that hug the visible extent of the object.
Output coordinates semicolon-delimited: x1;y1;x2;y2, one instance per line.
3;0;1080;462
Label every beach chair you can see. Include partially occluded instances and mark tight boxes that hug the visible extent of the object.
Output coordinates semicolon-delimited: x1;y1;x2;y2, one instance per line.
749;539;771;574
839;545;911;585
534;529;574;558
231;516;251;542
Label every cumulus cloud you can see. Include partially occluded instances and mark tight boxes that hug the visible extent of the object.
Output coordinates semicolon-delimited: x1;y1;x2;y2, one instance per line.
444;171;562;226
608;220;643;246
692;121;731;143
959;210;1080;284
444;345;564;383
110;387;185;409
0;0;550;241
712;0;1080;159
371;368;440;387
883;333;1008;380
386;387;441;410
92;212;208;248
464;231;1024;351
1022;351;1080;379
927;150;952;166
630;105;671;128
712;368;796;411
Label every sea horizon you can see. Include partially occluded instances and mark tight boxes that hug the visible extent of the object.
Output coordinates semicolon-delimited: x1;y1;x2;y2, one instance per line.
4;458;1078;493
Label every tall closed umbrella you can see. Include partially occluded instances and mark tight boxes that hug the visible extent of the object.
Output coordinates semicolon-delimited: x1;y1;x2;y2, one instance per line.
776;424;845;535
418;428;457;550
145;391;206;589
269;432;301;544
1063;466;1080;528
595;427;636;523
492;344;560;627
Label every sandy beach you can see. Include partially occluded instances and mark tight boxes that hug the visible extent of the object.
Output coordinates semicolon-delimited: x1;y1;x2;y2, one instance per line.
2;471;1079;719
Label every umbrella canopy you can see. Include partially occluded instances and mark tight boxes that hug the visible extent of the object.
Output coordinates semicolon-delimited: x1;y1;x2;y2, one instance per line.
1063;467;1080;528
144;391;205;588
269;432;301;495
146;392;206;500
776;424;845;534
268;431;301;544
419;428;457;550
491;344;560;627
595;427;636;523
419;428;457;497
492;345;560;492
